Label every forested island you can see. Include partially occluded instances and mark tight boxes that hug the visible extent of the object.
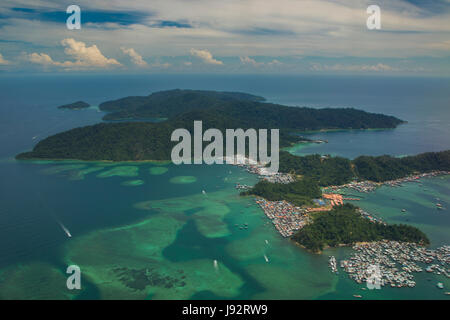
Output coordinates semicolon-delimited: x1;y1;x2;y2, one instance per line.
17;89;404;161
292;204;430;253
242;150;449;252
279;150;450;186
57;101;90;110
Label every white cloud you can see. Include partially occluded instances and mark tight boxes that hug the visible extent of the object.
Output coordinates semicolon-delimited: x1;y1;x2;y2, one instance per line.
28;52;55;65
310;62;397;72
240;56;263;67
190;48;223;65
268;59;282;66
61;38;121;68
1;0;450;74
0;53;11;65
28;38;121;69
120;47;147;66
151;62;171;68
240;56;283;67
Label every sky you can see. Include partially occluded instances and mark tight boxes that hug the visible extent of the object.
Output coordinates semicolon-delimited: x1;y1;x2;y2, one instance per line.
0;0;449;76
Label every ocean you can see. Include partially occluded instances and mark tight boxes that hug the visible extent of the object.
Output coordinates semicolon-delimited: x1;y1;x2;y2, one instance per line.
0;74;449;299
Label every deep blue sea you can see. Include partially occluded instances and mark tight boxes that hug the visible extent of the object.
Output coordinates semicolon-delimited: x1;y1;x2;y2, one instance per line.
0;74;449;299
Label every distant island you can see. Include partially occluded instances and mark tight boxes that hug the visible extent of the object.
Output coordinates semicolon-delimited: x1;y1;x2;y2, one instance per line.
17;89;404;161
57;101;90;110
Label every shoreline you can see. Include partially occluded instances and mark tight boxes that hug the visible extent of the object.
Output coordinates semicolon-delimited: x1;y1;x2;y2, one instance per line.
15;157;172;165
295;124;406;135
324;171;450;194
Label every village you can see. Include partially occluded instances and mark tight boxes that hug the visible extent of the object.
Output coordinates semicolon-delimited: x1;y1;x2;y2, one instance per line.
230;157;449;294
336;241;450;290
324;170;450;194
232;158;388;237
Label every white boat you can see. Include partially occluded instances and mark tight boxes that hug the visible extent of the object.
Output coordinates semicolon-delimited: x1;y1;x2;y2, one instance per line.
264;254;269;263
59;222;72;238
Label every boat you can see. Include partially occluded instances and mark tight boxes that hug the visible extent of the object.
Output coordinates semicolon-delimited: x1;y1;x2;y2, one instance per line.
264;254;269;263
401;209;406;213
59;222;72;238
353;294;362;298
437;282;444;289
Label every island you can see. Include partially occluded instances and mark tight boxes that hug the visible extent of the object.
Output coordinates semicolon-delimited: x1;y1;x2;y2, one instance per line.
241;150;449;251
57;101;90;110
16;89;404;161
292;204;429;253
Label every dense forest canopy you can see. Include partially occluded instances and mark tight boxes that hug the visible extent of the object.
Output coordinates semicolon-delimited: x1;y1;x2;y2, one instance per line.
99;89;266;120
279;151;355;186
353;151;450;182
241;179;322;206
292;204;430;253
99;90;404;131
278;150;450;185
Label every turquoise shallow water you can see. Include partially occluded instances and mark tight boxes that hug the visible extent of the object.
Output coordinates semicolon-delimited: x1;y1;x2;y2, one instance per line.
0;75;449;299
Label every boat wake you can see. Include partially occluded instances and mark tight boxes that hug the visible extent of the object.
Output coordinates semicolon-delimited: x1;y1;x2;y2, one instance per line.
58;221;72;238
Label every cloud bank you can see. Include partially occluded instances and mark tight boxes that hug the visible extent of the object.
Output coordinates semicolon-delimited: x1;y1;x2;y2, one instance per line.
120;47;147;66
28;38;121;69
190;49;223;65
0;53;11;65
